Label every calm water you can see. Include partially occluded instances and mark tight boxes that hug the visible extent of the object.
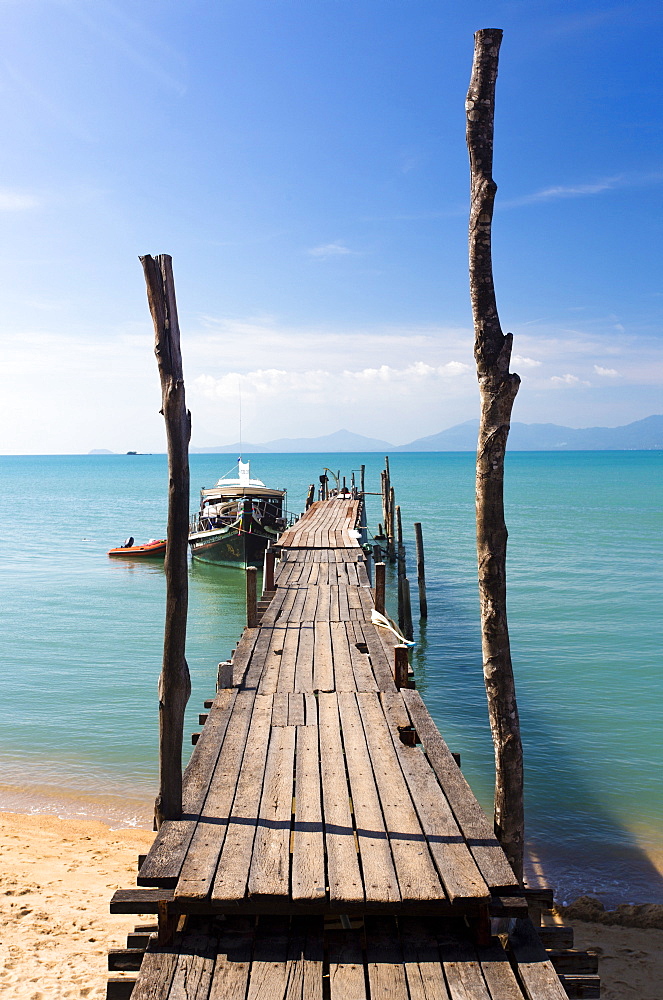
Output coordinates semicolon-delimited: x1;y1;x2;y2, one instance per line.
0;451;661;907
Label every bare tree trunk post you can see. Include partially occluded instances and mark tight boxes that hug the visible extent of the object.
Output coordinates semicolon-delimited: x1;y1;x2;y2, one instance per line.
466;29;524;881
140;253;192;829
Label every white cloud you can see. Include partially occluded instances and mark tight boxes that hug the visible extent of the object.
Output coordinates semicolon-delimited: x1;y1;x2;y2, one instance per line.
594;365;619;377
501;171;663;211
512;355;542;368
550;374;591;387
307;242;357;259
0;189;38;211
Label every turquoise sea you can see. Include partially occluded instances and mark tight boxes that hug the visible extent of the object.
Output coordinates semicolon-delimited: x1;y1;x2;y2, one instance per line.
0;451;661;908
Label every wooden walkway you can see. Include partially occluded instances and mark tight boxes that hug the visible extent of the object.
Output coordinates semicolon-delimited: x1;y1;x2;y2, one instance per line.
108;495;597;999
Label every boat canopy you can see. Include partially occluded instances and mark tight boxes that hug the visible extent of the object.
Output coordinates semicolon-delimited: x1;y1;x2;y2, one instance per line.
200;461;285;502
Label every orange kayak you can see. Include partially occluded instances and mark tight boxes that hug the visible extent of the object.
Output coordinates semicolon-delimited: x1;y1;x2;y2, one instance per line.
108;539;166;557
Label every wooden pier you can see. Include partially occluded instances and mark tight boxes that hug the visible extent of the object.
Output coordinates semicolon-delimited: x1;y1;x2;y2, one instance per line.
108;493;598;999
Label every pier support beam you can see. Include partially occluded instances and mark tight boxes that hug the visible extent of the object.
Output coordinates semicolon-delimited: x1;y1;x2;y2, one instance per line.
140;253;192;828
467;29;524;880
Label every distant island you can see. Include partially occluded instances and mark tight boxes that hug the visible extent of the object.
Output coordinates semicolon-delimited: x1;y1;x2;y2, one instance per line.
188;415;662;453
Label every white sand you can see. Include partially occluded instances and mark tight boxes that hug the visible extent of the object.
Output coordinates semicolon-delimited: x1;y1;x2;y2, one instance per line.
1;809;661;999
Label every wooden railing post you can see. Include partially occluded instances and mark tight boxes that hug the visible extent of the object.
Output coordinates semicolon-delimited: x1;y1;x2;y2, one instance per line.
374;562;386;616
246;566;258;627
263;545;275;594
394;644;409;690
140;253;191;829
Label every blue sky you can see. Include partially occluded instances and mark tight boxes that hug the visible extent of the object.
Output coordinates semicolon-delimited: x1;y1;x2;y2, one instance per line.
1;0;661;452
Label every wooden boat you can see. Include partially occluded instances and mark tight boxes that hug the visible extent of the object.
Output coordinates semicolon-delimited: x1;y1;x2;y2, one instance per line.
188;460;291;567
108;538;166;557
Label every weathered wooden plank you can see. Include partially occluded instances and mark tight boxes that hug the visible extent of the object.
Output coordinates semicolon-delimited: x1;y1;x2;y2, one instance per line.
301;580;319;621
207;929;254;1000
318;693;364;908
337;692;400;905
337;584;350;622
271;691;290;726
356;692;445;904
364;917;410;1000
439;934;493;1000
242;628;279;691
175;690;257;901
399;918;451;1000
138;689;237;887
327;929;367;1000
329;621;356;692
291;725;325;903
283;919;323;1000
129;936;180;1000
402;689;519;892
110;888;174;913
345;621;379;692
248;725;296;899
313;620;334;692
275;624;300;693
287;692;306;727
479;939;537;1000
316;582;331;622
354;621;397;692
509;919;570;1000
246;917;290;1000
381;691;489;903
294;622;315;692
304;692;318;725
167;926;217;1000
211;696;273;903
259;627;292;695
329;584;340;622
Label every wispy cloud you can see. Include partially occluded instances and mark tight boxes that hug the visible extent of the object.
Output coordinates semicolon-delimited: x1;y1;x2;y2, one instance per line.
307;242;358;259
550;373;591;387
512;355;542;368
0;189;39;211
594;365;619;377
501;171;663;210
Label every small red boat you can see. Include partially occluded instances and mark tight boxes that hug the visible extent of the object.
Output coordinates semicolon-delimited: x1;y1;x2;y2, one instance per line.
108;537;167;557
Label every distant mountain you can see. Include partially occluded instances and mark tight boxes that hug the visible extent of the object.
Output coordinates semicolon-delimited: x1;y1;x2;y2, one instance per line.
264;429;393;453
188;416;662;454
88;448;115;454
190;429;393;454
190;441;272;454
399;415;663;451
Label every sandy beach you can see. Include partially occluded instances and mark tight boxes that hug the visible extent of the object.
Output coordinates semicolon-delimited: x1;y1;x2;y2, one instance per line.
0;811;153;999
1;810;662;999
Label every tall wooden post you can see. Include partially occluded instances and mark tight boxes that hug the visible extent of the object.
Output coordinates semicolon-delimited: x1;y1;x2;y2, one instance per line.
414;522;428;619
246;566;258;627
263;546;275;594
374;562;386;616
466;28;524;880
388;486;396;562
140;253;192;829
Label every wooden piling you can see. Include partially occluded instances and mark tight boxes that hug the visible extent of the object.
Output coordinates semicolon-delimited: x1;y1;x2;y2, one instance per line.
217;660;233;689
374;561;386;616
246;566;258;627
394;644;409;690
414;522;428;619
388;486;396;562
401;576;413;641
263;545;275;594
140;253;191;828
